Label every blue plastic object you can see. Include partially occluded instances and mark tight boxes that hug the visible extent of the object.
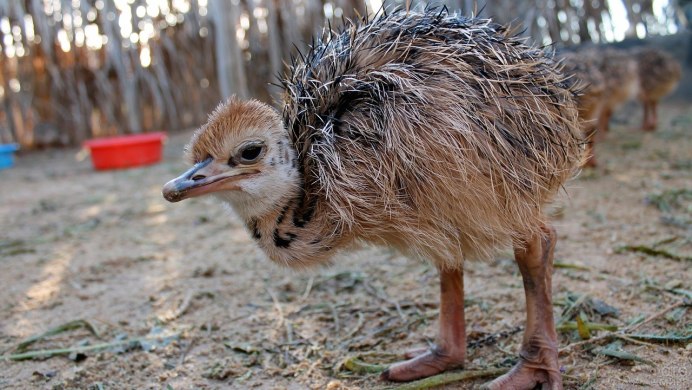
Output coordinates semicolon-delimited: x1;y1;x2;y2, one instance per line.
0;143;19;169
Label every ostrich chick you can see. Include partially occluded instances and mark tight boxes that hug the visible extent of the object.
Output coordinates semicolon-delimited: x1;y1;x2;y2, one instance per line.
632;47;681;131
163;9;583;389
560;52;605;167
595;48;639;133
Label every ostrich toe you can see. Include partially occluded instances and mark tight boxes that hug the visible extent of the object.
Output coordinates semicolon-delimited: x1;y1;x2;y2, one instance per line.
484;338;562;390
382;268;466;382
381;346;466;382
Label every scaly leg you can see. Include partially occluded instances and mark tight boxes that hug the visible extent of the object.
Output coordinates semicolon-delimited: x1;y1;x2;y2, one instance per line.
641;100;651;131
486;225;562;390
598;107;612;133
381;267;466;382
649;100;659;131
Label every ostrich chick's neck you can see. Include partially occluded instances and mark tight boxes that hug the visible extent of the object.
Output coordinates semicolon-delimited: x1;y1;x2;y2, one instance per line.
218;153;332;267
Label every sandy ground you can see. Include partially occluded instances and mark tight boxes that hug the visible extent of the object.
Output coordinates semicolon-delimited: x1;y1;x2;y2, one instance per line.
0;101;690;390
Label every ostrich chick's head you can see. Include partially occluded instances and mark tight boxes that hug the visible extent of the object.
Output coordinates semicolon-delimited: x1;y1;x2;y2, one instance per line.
162;98;299;219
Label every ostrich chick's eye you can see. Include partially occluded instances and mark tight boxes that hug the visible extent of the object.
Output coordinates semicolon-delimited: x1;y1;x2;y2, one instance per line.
237;144;265;164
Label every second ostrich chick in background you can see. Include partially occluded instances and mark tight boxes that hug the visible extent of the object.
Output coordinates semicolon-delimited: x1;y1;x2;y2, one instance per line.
596;48;639;133
163;9;584;389
632;47;682;131
561;52;605;167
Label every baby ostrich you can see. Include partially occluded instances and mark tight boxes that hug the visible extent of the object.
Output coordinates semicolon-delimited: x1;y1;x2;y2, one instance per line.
595;48;639;133
560;52;605;167
632;47;681;131
163;9;583;389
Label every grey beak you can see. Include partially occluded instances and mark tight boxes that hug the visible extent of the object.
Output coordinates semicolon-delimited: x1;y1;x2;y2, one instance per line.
162;157;213;202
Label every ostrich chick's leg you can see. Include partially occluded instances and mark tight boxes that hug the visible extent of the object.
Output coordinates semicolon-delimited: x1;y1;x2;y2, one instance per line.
486;225;562;390
381;268;466;382
598;107;612;134
649;100;659;131
643;100;659;131
641;100;651;131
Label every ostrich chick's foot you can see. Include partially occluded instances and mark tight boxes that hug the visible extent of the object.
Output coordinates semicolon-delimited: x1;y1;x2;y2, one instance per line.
643;123;657;132
484;338;562;390
381;345;465;382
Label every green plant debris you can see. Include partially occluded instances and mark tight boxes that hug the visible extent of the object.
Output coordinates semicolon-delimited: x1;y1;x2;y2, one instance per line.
578;368;599;390
87;383;105;390
337;352;399;374
617;244;691;262
15;319;100;353
669;289;692;300
138;327;180;352
620;140;642;150
670;159;692;170
1;247;36;256
645;189;692;230
627;333;692;344
665;307;687;323
202;359;243;380
590;299;619;317
554;261;590;271
342;357;388;374
660;215;691;229
225;342;261;354
627;314;647;327
576;314;592;340
64;218;102;237
645;189;692;213
593;342;655;366
664;280;683;290
643;280;692;299
312;271;364;293
3;330;179;361
0;240;36;257
382;368;509;390
558;293;589;323
558;293;619;325
6;339;135;361
558;321;617;334
235;370;253;382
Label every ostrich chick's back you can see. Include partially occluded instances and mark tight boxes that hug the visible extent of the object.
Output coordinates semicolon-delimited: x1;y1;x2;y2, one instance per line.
597;48;639;112
633;47;682;101
560;52;605;123
278;10;583;267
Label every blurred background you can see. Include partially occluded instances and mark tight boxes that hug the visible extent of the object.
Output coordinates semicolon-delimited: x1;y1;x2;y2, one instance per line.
0;0;690;148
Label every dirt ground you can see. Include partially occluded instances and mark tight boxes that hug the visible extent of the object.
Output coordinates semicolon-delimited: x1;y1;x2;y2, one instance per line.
1;101;690;390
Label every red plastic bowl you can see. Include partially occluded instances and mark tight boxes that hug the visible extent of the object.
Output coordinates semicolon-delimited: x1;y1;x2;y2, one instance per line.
84;132;166;170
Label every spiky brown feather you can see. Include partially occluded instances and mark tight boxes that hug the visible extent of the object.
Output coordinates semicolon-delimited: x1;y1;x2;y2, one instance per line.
275;8;584;268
